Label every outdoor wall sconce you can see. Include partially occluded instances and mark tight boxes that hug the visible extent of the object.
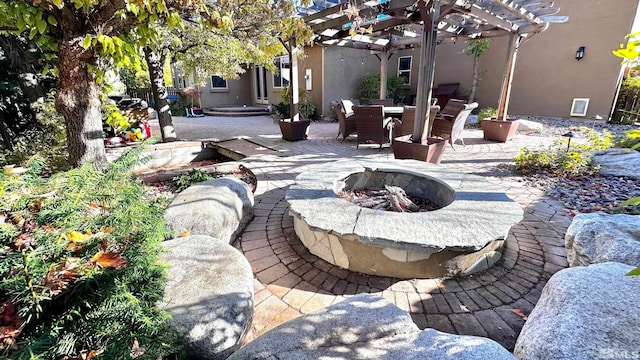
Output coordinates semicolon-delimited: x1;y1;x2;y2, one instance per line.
575;46;585;61
562;131;574;152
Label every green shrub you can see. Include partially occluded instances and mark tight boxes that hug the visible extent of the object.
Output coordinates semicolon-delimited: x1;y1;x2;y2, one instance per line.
0;93;69;173
358;74;408;105
611;77;640;125
173;169;216;192
615;129;640;150
0;147;181;359
478;107;497;121
299;101;316;120
514;127;615;177
358;73;380;105
272;102;290;119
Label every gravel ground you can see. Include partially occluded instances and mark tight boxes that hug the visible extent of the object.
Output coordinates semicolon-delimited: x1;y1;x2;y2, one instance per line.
512;116;638;137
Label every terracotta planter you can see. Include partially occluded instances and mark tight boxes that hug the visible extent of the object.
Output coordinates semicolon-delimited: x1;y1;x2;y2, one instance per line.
481;118;520;142
392;135;448;164
278;119;311;141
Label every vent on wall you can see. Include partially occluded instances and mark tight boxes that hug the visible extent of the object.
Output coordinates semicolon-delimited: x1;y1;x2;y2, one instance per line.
570;98;589;117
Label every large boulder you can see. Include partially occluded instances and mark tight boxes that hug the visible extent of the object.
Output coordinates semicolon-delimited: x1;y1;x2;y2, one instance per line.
565;213;640;267
592;148;640;179
162;236;254;360
514;262;640;360
164;177;254;244
229;294;514;360
516;119;544;132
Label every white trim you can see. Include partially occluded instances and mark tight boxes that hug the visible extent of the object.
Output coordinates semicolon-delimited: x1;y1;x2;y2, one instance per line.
210;75;228;89
570;98;589;117
397;55;412;83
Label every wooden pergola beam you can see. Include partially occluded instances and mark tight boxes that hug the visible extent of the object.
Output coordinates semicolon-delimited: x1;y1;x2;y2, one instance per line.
489;0;541;26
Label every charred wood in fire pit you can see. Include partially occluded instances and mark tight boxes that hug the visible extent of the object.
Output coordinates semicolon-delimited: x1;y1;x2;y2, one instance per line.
344;186;420;212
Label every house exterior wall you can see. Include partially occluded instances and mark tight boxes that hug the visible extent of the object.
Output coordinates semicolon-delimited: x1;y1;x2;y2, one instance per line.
383;0;638;119
322;46;381;116
198;71;253;108
495;0;638;119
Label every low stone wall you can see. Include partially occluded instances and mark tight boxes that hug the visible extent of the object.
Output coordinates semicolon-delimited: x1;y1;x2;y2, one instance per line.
163;236;254;360
229;294;515;360
165;177;254;244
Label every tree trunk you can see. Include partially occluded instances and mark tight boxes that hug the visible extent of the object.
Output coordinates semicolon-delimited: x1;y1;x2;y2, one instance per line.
144;47;177;142
0;113;13;151
470;55;479;103
54;42;106;169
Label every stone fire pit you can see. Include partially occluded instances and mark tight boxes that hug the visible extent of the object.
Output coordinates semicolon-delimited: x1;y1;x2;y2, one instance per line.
286;160;523;278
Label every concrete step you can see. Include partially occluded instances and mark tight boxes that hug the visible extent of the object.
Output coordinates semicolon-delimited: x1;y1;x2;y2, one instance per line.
204;106;272;117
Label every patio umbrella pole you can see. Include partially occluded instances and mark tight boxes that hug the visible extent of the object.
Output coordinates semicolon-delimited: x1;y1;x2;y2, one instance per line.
414;0;440;143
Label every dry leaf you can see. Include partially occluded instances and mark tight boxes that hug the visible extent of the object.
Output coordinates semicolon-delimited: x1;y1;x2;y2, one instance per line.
14;234;37;250
178;231;190;237
512;308;528;321
28;199;42;212
130;338;146;358
67;231;90;252
91;251;127;270
43;258;82;294
0;300;25;348
104;227;114;233
42;224;55;232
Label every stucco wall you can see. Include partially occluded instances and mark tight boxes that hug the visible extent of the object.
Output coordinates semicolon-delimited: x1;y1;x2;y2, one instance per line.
322;46;381;116
198;71;253;108
381;0;637;119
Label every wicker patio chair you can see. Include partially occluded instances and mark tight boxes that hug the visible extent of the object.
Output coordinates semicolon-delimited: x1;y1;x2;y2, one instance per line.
431;101;478;147
397;105;441;138
335;102;357;141
353;105;394;149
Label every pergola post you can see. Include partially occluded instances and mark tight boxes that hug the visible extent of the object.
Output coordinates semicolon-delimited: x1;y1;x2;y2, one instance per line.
497;34;522;120
289;38;300;121
380;49;388;99
414;0;440;142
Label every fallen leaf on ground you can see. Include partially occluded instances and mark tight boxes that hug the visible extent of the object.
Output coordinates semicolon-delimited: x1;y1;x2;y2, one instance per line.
512;308;528;321
91;251;127;270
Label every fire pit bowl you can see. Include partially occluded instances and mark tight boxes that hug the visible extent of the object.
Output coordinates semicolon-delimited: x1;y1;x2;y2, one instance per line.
286;159;523;279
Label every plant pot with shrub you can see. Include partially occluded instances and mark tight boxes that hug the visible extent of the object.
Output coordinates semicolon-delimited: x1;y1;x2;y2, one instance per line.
392;135;448;164
478;107;518;142
274;88;314;141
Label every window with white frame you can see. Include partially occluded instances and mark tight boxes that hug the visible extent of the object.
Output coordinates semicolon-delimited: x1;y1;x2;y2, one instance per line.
211;75;227;89
398;56;412;83
273;56;290;88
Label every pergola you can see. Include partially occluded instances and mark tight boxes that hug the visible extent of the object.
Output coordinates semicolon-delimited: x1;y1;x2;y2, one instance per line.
288;0;567;142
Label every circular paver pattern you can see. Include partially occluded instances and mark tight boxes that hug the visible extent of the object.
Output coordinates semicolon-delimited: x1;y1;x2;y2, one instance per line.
157;117;570;351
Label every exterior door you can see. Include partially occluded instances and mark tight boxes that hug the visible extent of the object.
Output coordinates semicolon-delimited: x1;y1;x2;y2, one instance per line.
254;65;268;104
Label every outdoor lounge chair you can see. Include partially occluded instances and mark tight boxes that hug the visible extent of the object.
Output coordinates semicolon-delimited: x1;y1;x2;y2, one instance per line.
335;102;357;141
397;105;441;138
353;105;397;148
371;98;394;106
431;101;478;147
340;99;360;117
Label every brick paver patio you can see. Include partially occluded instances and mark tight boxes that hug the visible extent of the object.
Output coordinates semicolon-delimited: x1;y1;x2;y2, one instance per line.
153;116;571;350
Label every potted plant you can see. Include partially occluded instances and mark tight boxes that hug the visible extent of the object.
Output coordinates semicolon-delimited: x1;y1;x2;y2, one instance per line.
392;135;448;164
479;107;520;142
274;87;311;141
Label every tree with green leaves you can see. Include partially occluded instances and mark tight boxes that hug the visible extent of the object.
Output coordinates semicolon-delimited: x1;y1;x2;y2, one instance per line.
464;38;491;103
0;0;224;168
142;0;311;142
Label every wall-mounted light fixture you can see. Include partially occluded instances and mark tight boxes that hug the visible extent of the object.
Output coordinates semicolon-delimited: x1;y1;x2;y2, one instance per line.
575;46;585;61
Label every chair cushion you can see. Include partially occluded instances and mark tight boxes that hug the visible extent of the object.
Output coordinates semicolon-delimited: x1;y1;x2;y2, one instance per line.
341;99;355;116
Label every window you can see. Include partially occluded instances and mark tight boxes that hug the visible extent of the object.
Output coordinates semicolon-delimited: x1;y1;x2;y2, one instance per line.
273;56;290;88
570;98;589;116
211;75;227;89
398;56;412;83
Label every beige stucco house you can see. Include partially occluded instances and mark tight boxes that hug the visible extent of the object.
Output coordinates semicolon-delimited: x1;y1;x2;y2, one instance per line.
198;0;639;121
